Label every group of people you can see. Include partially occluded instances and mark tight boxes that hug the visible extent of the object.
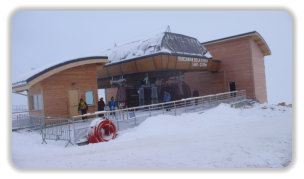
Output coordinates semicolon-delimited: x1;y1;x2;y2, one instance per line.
77;96;116;119
77;89;199;118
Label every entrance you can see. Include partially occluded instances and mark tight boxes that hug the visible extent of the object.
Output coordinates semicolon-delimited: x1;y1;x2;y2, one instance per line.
229;82;236;92
116;87;139;108
229;82;236;97
68;89;79;118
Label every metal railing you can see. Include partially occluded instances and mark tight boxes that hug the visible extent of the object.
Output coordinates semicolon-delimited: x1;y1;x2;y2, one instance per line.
40;117;73;147
12;110;73;147
71;90;246;144
12;90;246;147
12;105;28;112
12;110;44;130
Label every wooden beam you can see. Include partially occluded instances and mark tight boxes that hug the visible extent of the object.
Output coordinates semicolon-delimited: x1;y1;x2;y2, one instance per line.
119;64;124;75
106;66;110;77
161;55;163;70
167;55;169;69
152;56;157;70
13;92;28;96
174;56;178;70
134;60;139;72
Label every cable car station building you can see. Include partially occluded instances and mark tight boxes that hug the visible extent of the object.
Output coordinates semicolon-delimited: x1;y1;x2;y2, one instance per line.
12;31;270;119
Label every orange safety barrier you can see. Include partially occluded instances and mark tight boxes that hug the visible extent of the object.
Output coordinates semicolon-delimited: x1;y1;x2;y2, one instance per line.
87;119;117;143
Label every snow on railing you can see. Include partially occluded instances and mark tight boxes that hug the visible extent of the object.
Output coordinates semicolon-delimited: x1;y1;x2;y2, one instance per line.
12;109;44;130
70;90;246;144
14;90;246;147
73;90;246;119
12;105;28;112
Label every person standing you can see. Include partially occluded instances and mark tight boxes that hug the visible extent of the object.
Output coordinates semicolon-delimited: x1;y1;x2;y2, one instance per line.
78;98;88;120
109;96;116;115
98;97;105;117
193;90;199;105
163;91;171;111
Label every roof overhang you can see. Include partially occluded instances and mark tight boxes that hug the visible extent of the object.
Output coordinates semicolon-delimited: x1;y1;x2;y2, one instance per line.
105;52;211;67
12;56;108;92
201;31;271;56
12;85;29;93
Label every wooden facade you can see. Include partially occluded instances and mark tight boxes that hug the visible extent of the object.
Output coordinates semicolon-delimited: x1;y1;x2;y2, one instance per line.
13;31;271;119
27;64;101;118
97;55;219;77
97;54;220;88
12;57;108;119
185;32;270;103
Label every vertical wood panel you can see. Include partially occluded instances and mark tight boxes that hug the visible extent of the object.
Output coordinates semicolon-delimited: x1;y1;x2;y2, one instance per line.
37;64;99;118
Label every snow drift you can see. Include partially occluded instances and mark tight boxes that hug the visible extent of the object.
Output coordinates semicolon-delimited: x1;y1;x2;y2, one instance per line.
12;103;292;168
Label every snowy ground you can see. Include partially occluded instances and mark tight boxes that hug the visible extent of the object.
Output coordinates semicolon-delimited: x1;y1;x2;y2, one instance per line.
11;103;292;168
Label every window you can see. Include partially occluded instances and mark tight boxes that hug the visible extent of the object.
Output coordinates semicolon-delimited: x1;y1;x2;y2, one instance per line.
31;94;43;110
85;91;94;105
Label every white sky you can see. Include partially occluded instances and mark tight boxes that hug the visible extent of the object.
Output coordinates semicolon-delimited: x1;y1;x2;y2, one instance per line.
11;11;293;105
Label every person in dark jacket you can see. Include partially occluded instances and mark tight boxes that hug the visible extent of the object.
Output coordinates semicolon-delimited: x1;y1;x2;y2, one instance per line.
78;98;88;120
193;90;199;105
98;97;105;117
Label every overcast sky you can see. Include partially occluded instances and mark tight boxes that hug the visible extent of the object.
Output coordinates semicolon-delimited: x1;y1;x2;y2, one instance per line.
11;11;292;105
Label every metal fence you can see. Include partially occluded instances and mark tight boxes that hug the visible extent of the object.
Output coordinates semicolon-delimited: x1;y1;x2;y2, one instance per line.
12;105;28;112
12;90;246;147
12;109;74;146
12;110;44;130
71;90;246;145
40;117;73;147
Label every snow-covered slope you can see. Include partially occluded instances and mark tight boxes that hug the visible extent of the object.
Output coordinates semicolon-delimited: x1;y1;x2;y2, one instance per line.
12;103;292;168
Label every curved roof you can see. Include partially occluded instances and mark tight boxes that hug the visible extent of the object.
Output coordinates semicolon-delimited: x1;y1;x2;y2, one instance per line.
201;31;271;56
13;56;108;92
103;32;212;66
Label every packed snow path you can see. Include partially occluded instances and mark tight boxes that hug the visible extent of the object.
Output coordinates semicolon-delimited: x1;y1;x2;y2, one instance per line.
12;103;292;168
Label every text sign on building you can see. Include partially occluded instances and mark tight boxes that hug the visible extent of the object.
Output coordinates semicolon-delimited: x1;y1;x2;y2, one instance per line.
177;57;208;67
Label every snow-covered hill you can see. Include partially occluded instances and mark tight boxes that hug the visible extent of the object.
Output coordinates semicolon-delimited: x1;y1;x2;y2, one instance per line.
12;103;292;168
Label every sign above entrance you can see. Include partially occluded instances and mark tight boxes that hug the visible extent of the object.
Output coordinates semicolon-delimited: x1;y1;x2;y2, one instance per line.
177;57;208;67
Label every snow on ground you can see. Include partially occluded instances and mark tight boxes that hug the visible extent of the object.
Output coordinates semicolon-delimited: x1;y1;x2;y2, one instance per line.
12;103;292;168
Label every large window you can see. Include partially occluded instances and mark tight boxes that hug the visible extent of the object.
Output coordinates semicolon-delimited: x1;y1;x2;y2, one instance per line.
31;94;43;110
85;91;94;105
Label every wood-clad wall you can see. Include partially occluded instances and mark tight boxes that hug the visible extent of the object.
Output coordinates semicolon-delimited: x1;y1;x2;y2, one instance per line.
28;64;99;118
250;38;268;103
97;55;218;80
201;37;255;99
27;83;43;116
184;71;225;96
136;57;155;72
186;36;268;103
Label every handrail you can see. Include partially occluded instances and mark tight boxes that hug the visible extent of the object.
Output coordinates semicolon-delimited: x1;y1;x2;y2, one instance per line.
72;90;246;119
12;110;44;114
38;90;246;146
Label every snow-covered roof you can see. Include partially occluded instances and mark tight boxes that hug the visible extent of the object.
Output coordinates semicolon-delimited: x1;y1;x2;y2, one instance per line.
12;56;108;90
13;32;212;90
103;32;212;65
